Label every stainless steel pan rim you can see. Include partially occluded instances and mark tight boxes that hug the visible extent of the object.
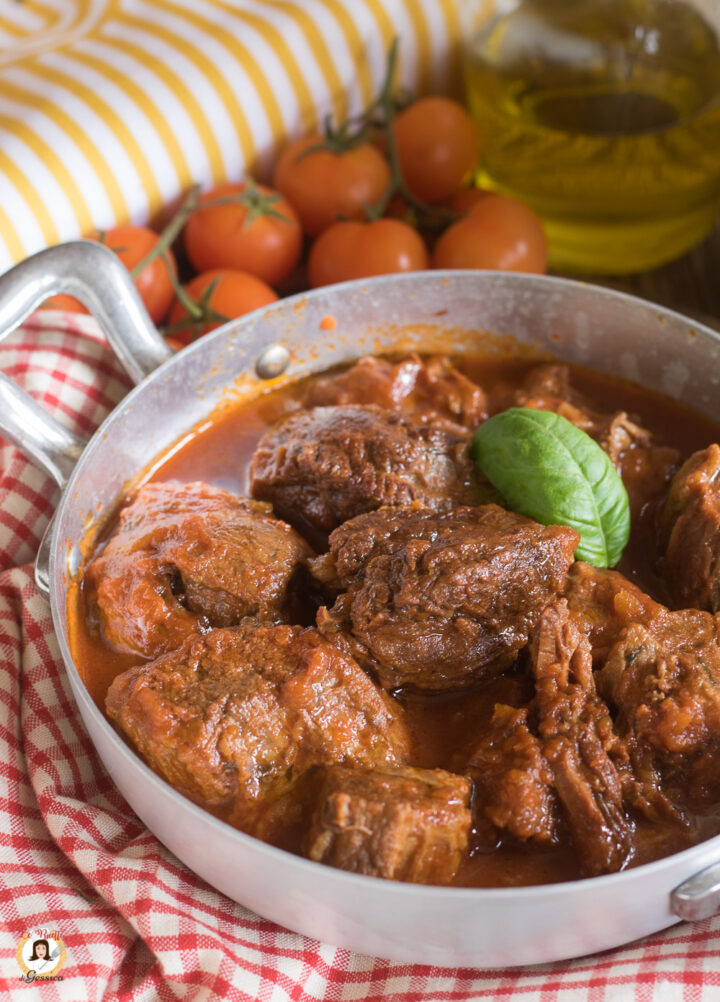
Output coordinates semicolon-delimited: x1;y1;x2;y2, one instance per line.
3;242;720;966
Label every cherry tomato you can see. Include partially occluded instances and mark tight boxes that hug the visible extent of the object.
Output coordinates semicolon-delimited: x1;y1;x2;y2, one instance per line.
308;218;429;288
448;186;493;216
40;225;177;320
164;336;190;353
184;181;302;286
167;269;278;344
393;97;481;204
95;225;177;323
432;194;548;273
383;193;420;227
39;294;87;313
273;136;391;236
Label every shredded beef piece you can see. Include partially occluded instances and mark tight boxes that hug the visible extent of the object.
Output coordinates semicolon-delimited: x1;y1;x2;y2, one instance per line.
563;562;663;664
303;353;488;431
106;623;410;826
530;600;633;875
85;481;312;657
465;594;684;866
466;704;559;845
658;444;720;612
598;608;720;806
305;764;471;884
514;364;679;511
514;364;596;432
596;412;653;465
316;504;579;691
250;405;482;542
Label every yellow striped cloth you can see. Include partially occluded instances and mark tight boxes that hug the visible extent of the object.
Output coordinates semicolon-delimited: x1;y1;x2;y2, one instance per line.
0;0;496;273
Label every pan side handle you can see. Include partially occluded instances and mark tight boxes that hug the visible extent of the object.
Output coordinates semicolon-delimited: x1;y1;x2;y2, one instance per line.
672;862;720;921
0;373;83;597
0;241;173;596
0;240;172;383
0;374;84;489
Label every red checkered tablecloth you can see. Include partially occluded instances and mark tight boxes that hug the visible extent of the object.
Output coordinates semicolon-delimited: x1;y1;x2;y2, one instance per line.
2;317;720;1001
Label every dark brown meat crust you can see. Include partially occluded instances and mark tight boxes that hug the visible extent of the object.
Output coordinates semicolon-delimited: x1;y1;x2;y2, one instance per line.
305;764;471;884
316;504;579;691
466;704;559;846
303;353;488;431
86;481;312;657
531;600;633;876
105;623;410;822
560;572;696;824
658;445;720;612
249;405;482;541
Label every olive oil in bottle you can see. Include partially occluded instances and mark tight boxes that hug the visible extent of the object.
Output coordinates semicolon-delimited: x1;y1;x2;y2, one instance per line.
464;0;720;274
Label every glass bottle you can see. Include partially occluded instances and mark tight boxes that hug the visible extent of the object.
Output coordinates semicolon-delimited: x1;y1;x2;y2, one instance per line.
464;0;720;273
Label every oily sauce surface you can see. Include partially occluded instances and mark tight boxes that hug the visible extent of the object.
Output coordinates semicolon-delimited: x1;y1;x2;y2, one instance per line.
68;355;720;886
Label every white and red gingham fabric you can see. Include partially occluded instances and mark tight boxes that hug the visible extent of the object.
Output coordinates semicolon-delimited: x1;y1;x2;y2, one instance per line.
3;317;720;1001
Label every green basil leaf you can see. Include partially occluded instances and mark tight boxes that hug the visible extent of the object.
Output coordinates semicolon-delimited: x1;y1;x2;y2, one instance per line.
471;407;630;568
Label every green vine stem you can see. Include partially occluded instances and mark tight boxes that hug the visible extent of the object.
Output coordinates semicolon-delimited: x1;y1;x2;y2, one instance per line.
129;181;292;327
289;38;456;229
162;276;230;339
363;39;455;228
129;185;200;283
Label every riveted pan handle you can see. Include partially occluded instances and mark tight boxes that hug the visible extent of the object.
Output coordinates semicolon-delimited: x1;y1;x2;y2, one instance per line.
0;241;173;594
0;240;172;384
672;862;720;921
0;375;85;488
0;240;173;486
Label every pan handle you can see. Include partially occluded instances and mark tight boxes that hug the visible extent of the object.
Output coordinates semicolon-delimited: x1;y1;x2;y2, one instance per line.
0;241;173;595
0;374;85;488
0;240;172;384
672;862;720;921
0;241;172;478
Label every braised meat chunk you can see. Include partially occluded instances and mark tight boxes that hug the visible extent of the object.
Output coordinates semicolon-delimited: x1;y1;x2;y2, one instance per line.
86;481;312;657
598;609;720;804
595;412;653;467
514;364;678;511
531;600;633;875
316;504;579;690
466;596;684;871
304;353;488;431
513;364;647;461
249;405;481;541
466;704;559;846
564;561;662;664
306;764;472;884
106;623;410;823
659;445;720;612
595;412;679;516
513;364;596;431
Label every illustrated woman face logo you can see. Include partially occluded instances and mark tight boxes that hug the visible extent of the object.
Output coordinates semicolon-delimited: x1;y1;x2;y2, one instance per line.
16;931;67;983
16;933;66;981
29;940;49;962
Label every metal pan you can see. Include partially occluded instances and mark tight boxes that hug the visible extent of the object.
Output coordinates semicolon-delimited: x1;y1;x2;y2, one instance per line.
2;241;720;968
